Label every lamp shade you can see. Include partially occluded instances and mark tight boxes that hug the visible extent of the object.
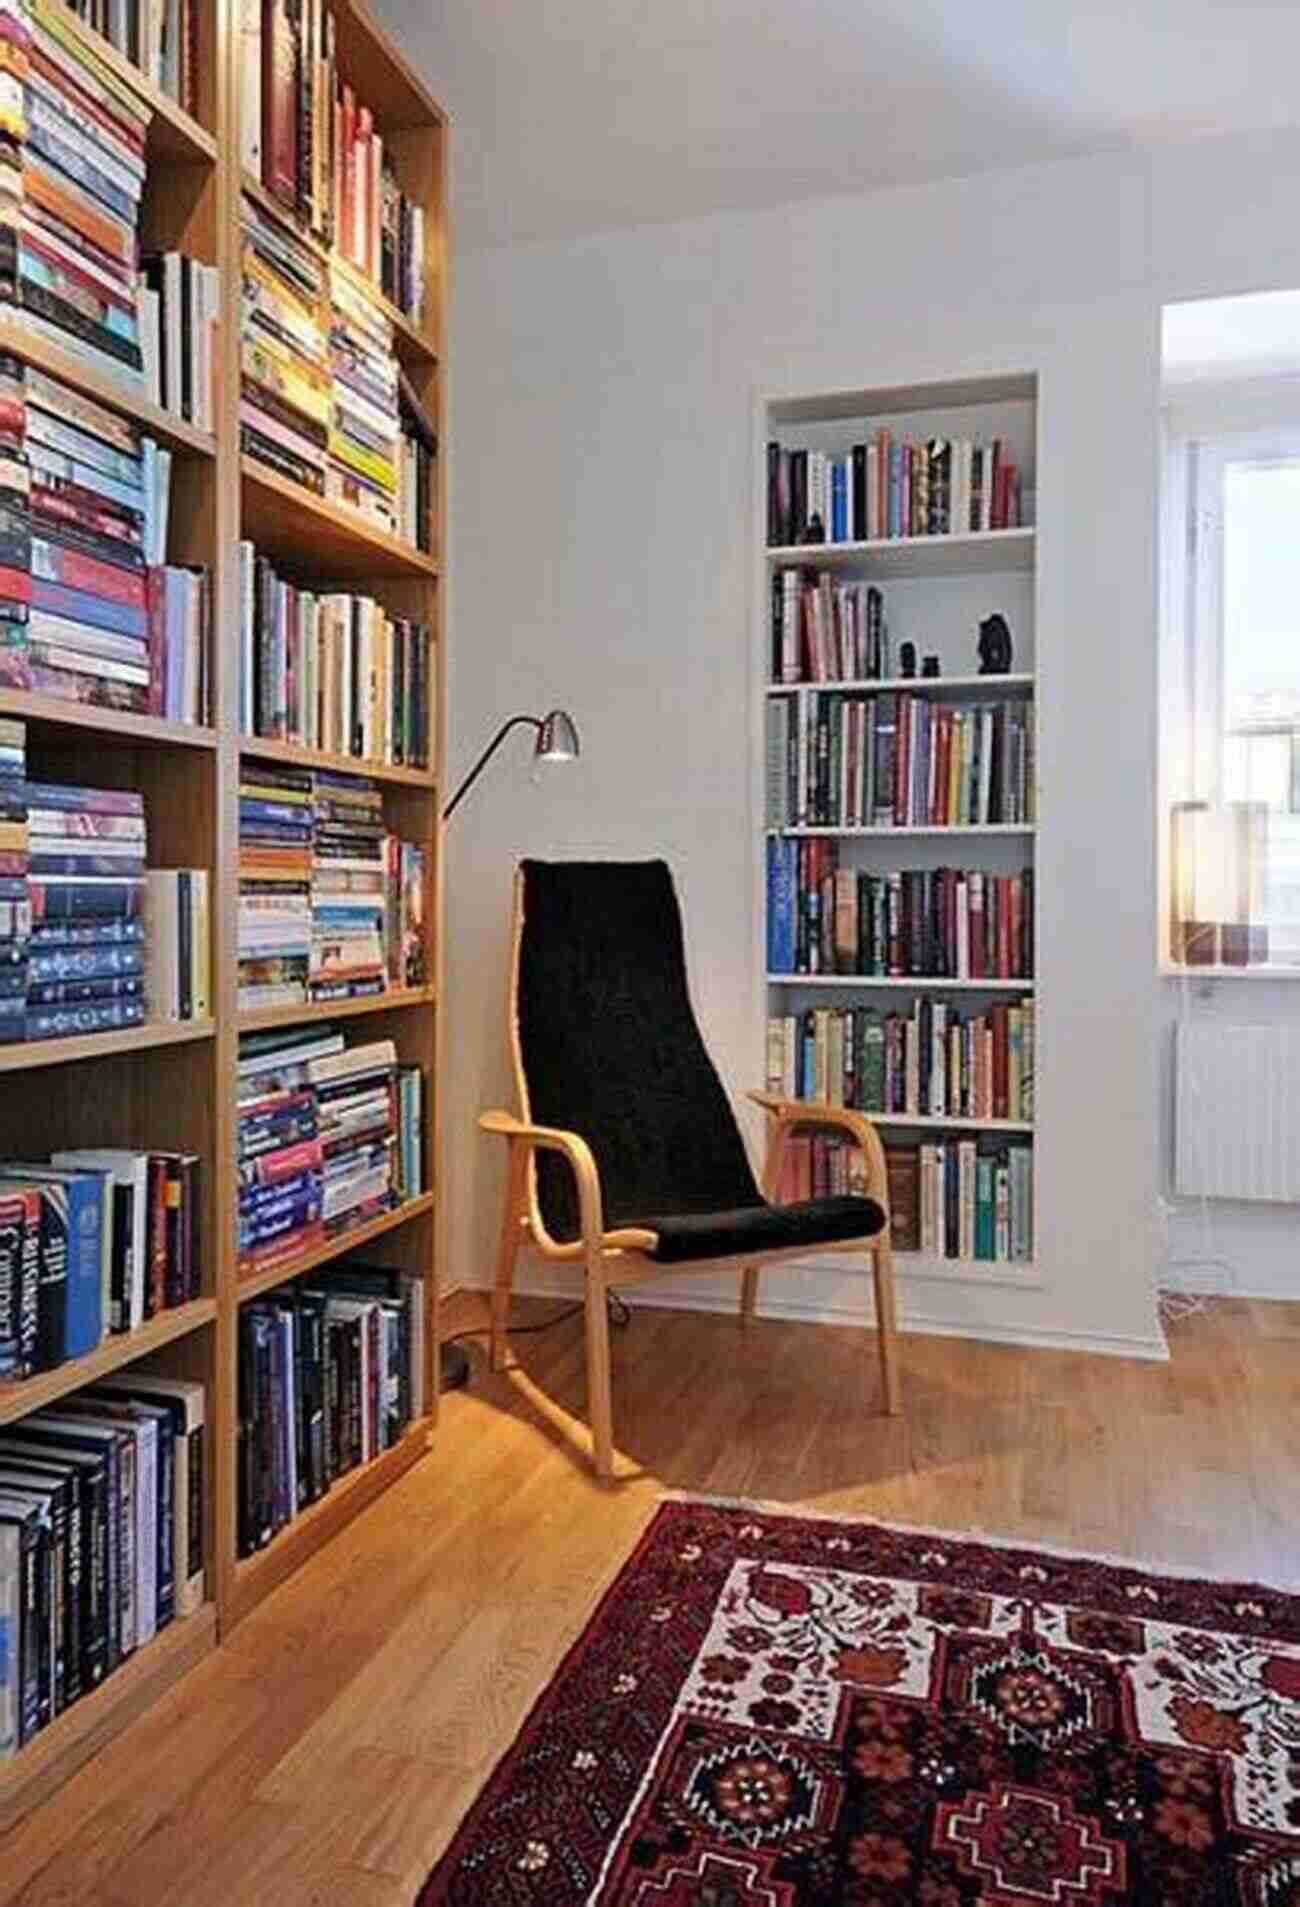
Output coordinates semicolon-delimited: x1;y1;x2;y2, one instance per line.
535;708;580;763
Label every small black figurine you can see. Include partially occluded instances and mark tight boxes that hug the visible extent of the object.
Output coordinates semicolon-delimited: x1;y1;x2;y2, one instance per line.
922;655;940;678
899;641;917;679
977;613;1013;675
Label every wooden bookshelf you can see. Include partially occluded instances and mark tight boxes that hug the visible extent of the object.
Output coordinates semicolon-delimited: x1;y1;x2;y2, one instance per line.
238;733;436;788
758;376;1038;1270
0;0;448;1820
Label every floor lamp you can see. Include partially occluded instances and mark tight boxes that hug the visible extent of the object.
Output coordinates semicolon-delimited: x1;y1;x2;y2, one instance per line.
439;708;581;1389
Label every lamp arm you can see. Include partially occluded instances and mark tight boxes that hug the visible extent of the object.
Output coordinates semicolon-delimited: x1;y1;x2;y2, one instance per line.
442;714;543;822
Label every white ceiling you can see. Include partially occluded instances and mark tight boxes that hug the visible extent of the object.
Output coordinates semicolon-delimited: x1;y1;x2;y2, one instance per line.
379;0;1300;251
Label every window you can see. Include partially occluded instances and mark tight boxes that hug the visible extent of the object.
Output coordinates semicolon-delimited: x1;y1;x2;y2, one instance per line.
1165;420;1300;967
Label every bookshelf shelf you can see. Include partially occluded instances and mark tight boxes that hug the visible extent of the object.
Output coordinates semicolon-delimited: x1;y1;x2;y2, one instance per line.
0;1602;218;1832
241;458;440;580
774;825;1036;839
238;734;436;789
767;974;1033;992
766;673;1035;699
0;1299;217;1426
0;691;218;752
0;1017;215;1075
44;0;218;164
236;1192;437;1304
0;319;218;459
869;1113;1034;1134
226;1422;428;1630
766;526;1036;579
236;986;436;1033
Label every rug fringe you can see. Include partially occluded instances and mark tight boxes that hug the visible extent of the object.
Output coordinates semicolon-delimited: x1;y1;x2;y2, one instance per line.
657;1490;1299;1596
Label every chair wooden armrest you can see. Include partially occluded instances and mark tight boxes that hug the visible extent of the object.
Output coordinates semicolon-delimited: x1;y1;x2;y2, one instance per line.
479;1109;606;1248
747;1090;890;1209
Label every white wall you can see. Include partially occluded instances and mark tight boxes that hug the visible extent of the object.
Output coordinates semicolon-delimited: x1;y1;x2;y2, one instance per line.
439;126;1300;1357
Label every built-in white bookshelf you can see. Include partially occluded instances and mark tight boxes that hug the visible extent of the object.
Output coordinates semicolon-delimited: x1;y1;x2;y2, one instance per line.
756;373;1040;1280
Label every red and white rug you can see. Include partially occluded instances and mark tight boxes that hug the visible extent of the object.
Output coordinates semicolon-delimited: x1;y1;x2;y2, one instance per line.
416;1497;1300;1905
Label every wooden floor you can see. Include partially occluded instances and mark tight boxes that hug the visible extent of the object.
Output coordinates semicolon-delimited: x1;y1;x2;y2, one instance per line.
3;1290;1299;1906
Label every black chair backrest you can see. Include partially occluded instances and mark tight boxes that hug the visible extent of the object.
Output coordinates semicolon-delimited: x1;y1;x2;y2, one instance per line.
516;860;763;1242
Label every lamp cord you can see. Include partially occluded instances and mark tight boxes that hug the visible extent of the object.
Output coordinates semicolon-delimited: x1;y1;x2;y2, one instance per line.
444;1289;631;1350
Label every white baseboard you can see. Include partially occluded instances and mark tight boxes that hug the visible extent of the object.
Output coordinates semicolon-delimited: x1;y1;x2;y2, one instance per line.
496;1265;1170;1363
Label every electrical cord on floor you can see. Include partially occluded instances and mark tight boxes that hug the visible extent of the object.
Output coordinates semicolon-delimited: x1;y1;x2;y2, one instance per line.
443;1289;631;1350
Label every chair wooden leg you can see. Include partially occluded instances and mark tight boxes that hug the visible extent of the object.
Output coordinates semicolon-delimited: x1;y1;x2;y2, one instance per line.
584;1253;615;1481
490;1144;528;1372
739;1265;760;1329
872;1237;902;1415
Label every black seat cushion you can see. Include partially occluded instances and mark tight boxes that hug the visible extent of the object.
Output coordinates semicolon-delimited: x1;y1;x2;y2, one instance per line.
632;1194;886;1264
518;860;766;1243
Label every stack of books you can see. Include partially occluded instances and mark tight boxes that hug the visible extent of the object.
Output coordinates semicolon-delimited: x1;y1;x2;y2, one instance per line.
137;251;221;430
0;1375;206;1751
235;1022;423;1272
884;1139;1034;1263
309;1035;396;1234
15;0;152;390
236;1021;332;1267
0;1145;200;1379
0;355;207;718
325;259;397;529
767;998;1035;1124
59;0;199;113
239;190;330;496
236;1261;424;1557
309;770;384;1001
26;777;147;1038
142;867;209;1020
767;431;1026;546
236;542;432;766
767;839;1034;980
237;761;311;1012
766;690;1035;828
0;719;28;1044
239;0;426;324
396;367;435;554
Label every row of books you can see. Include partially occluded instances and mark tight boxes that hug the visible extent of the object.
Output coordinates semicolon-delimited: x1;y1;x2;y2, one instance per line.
237;761;425;1009
237;1262;424;1556
236;1022;424;1272
137;251;220;431
885;1140;1034;1262
0;1374;206;1758
766;434;1026;547
0;357;209;722
767;999;1035;1125
240;191;428;541
771;573;889;685
5;0;152;390
236;542;433;767
766;691;1035;830
396;372;436;554
62;0;197;114
0;1146;201;1382
767;841;1034;980
239;0;427;322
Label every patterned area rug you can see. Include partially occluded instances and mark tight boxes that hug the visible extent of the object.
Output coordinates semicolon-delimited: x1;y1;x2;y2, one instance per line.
416;1498;1300;1905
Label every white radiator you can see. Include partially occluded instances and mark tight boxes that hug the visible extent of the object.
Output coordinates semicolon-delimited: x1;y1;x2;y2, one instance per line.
1176;1022;1300;1201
